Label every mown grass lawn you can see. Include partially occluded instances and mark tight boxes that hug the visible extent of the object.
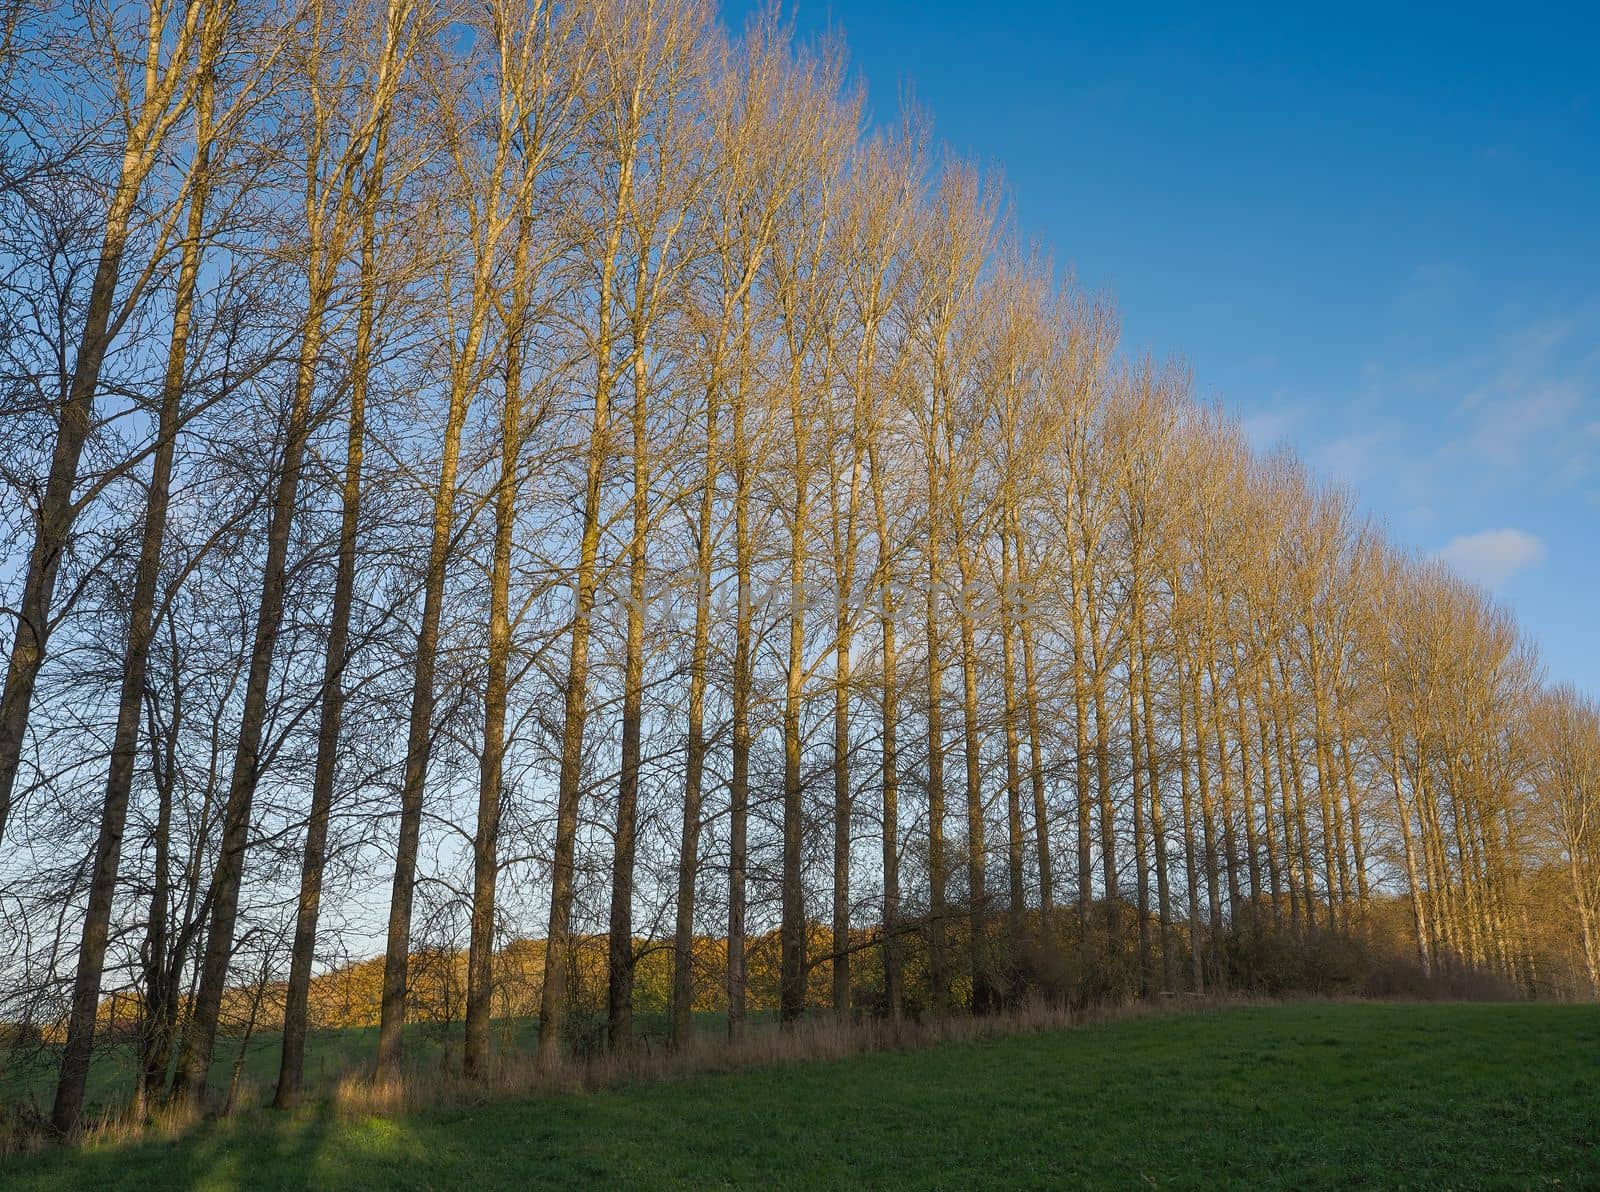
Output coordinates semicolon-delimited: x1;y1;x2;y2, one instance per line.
4;1002;1597;1189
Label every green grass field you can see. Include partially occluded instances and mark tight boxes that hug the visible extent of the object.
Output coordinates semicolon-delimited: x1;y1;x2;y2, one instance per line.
0;1009;754;1118
4;1002;1597;1189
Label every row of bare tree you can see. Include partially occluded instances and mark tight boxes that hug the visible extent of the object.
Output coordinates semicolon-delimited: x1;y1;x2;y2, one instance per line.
2;0;1596;1139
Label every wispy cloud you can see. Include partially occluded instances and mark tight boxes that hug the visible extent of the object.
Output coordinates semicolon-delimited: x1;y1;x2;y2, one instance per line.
1436;528;1548;589
1240;402;1302;451
1453;383;1583;474
1440;301;1600;488
1314;429;1392;488
1307;290;1600;525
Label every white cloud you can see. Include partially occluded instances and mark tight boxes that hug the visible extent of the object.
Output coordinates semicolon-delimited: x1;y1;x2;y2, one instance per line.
1435;528;1548;589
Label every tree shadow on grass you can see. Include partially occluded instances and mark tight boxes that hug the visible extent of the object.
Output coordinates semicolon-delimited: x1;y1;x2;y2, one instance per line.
0;1096;351;1191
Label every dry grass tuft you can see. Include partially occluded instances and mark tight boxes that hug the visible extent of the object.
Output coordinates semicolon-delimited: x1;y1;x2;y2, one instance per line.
329;995;1258;1119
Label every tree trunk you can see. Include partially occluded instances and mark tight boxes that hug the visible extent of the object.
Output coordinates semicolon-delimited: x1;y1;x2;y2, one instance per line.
670;376;719;1049
1014;514;1052;920
51;81;217;1133
1174;657;1205;992
1229;641;1263;921
136;686;179;1113
171;271;325;1109
925;459;949;1016
465;218;530;1079
1203;649;1242;929
276;128;387;1105
1089;605;1120;968
1136;601;1175;992
1128;642;1152;996
608;344;651;1050
1252;657;1285;932
957;555;990;1012
537;333;613;1070
726;338;753;1041
374;274;482;1084
869;443;902;1019
1387;730;1432;977
831;546;855;1018
1070;595;1093;966
997;523;1026;952
779;390;809;1025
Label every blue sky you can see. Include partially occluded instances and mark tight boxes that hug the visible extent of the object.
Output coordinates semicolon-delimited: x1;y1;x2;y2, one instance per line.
725;0;1600;693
